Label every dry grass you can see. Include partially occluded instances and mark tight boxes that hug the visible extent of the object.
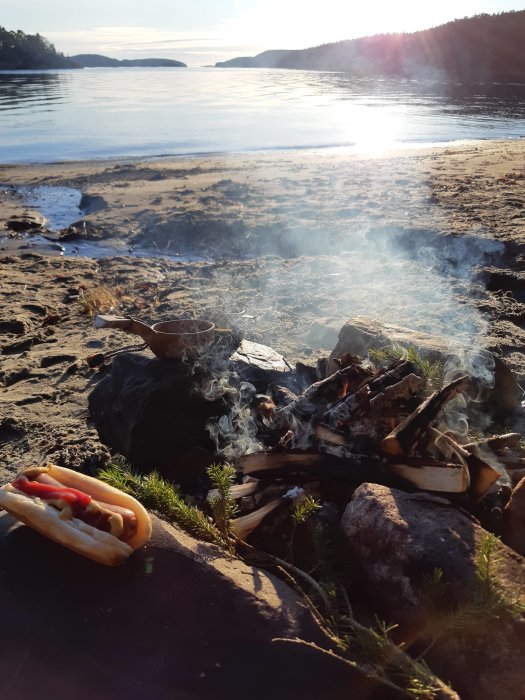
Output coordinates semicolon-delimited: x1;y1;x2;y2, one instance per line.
79;285;121;317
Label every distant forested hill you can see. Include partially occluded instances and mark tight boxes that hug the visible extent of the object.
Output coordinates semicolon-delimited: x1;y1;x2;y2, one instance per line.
216;11;525;82
0;26;79;69
71;54;186;68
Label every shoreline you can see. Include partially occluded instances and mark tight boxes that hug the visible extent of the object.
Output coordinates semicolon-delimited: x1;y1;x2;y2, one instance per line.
0;136;500;170
1;138;525;474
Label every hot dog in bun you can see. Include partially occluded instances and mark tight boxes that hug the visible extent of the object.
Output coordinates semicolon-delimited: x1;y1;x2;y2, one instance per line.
0;464;152;566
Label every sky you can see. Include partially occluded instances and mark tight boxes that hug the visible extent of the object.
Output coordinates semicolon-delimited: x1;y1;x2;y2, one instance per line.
2;1;524;67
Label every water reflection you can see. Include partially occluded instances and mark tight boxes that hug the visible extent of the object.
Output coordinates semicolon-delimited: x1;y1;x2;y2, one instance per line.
0;71;68;112
0;68;525;163
303;72;525;120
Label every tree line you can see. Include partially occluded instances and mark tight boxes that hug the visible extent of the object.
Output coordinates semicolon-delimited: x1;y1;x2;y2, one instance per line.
0;27;78;69
218;11;525;82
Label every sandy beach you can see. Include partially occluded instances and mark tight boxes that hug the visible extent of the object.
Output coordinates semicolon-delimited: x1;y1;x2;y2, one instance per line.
1;140;525;479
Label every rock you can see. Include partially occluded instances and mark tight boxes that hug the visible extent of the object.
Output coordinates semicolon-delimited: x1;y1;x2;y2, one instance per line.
230;339;291;392
88;352;226;481
6;211;47;232
329;316;522;413
503;476;525;556
79;193;108;214
0;511;405;700
58;219;109;241
341;483;525;700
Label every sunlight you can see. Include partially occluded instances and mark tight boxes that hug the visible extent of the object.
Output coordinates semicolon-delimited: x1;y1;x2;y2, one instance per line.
220;0;477;55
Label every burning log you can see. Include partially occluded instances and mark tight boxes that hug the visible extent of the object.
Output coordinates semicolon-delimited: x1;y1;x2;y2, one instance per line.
275;363;371;422
322;360;417;429
380;375;470;458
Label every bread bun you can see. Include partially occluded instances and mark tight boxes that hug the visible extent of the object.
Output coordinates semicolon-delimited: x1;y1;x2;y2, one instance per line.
0;464;152;566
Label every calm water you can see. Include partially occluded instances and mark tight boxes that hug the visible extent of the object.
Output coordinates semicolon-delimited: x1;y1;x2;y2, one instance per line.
1;68;525;163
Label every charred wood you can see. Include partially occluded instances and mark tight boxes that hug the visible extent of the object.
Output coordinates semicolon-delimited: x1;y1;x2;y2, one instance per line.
237;451;403;488
275;363;370;422
270;385;298;407
321;360;417;429
364;360;417;394
380;375;470;458
368;373;424;413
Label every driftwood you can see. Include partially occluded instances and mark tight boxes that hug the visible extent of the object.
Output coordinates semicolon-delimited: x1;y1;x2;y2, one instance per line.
380;375;470;457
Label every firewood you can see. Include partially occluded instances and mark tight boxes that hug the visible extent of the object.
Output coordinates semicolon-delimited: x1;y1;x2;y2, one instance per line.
365;360;417;394
368;373;424;413
426;428;501;502
380;375;470;457
463;433;522;453
270;385;298;407
387;458;470;493
314;423;348;446
275;363;370;421
237;451;399;487
303;363;370;403
231;499;283;540
321;360;417;429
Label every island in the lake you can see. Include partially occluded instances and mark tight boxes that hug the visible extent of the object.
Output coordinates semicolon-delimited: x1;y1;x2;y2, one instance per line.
70;54;186;68
0;26;187;69
216;10;525;82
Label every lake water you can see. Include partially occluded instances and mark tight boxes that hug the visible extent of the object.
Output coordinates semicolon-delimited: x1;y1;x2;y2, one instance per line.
1;68;525;163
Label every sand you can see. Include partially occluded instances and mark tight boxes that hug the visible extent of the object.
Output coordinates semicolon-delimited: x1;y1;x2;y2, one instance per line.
1;140;524;479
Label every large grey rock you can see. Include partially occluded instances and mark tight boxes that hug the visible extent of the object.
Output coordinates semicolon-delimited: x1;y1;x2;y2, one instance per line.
230;339;291;392
329;316;522;412
341;483;525;700
0;511;405;700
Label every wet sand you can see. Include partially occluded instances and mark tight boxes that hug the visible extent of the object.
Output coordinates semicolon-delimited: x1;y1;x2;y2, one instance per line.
1;140;524;477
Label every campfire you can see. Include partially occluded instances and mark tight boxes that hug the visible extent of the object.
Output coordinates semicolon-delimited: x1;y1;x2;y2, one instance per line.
91;315;524;548
220;345;517;538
